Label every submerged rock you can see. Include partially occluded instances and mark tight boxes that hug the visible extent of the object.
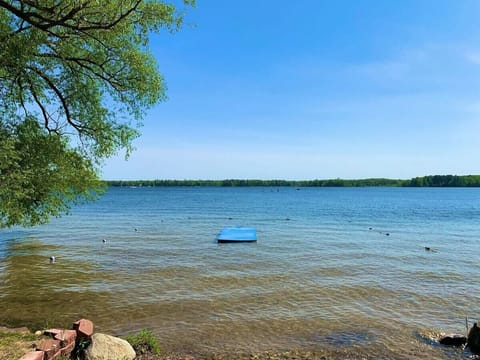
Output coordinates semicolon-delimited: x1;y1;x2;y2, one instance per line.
439;334;467;346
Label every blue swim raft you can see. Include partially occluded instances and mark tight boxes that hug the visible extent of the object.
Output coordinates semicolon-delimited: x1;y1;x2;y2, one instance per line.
217;227;257;243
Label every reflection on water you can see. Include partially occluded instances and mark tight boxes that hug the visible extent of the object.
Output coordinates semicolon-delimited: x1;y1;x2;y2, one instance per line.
1;187;479;359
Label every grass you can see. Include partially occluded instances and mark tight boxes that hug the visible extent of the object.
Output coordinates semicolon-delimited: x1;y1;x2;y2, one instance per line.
124;329;161;355
1;326;162;359
0;329;38;360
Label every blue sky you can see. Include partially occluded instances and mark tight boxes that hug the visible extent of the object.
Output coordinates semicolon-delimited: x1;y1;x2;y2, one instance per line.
102;0;480;180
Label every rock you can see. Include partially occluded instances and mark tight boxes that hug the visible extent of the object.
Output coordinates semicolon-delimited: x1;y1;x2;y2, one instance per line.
439;334;467;346
19;351;45;360
84;333;136;360
42;328;77;358
73;318;94;339
468;322;480;354
36;338;62;359
0;326;30;334
45;328;77;345
61;340;76;357
54;329;77;345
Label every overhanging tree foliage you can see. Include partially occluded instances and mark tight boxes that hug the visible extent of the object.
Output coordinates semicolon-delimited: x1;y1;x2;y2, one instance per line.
0;0;193;227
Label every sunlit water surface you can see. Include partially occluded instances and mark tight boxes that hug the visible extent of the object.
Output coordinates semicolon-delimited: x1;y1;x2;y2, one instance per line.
1;187;479;359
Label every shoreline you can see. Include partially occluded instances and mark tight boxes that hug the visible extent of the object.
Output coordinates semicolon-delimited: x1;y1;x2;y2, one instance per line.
0;322;470;360
0;324;356;360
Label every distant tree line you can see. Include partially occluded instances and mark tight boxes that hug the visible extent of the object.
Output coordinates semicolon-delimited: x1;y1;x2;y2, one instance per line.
407;175;480;187
106;175;480;187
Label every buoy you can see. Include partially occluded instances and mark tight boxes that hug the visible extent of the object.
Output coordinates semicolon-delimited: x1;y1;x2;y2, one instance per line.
49;256;56;263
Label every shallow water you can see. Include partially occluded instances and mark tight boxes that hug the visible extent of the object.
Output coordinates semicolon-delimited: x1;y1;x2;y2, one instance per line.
1;187;479;358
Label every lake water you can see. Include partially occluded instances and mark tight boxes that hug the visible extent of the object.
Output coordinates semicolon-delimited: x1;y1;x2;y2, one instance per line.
1;187;479;359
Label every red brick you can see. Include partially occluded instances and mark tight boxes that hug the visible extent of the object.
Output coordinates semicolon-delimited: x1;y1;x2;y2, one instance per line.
36;339;61;359
72;318;94;339
19;351;45;360
53;329;77;346
50;348;62;360
60;341;76;357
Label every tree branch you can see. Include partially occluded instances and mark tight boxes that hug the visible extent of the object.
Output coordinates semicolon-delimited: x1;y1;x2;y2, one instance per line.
0;0;142;33
25;66;78;132
26;76;51;132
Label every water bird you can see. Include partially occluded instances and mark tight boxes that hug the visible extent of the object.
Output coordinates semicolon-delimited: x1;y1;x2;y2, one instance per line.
49;256;56;264
369;227;373;230
424;246;431;251
134;228;138;232
102;239;107;243
386;233;390;236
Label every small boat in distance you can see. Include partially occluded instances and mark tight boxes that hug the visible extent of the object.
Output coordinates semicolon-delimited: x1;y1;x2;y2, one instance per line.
217;227;257;243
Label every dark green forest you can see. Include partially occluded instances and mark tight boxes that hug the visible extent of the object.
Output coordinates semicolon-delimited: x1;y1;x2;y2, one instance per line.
106;175;480;187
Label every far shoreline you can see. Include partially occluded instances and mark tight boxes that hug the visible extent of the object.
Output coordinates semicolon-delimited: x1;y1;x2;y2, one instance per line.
105;174;480;188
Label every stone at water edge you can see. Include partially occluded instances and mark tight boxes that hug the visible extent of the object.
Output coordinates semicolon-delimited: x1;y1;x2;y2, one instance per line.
84;333;136;360
439;334;467;346
73;318;94;339
467;322;480;354
53;329;77;346
0;326;30;334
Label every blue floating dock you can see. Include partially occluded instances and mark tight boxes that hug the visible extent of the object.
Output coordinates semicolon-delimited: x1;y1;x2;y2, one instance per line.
217;227;257;243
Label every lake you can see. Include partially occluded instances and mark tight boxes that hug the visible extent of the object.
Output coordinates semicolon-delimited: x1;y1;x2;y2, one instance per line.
1;187;479;359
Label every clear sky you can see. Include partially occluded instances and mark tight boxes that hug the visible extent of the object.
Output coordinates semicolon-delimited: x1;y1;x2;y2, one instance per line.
102;0;480;180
